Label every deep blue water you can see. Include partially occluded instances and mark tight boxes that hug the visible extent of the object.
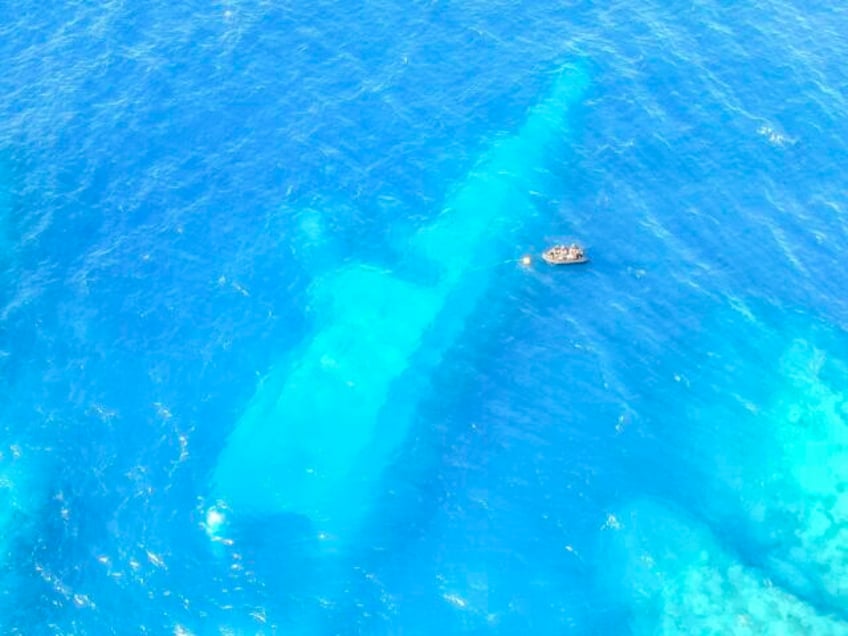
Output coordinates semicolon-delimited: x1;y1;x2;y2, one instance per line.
2;1;848;634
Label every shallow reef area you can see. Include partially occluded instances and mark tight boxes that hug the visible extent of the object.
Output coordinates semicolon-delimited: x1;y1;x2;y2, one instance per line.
603;314;848;633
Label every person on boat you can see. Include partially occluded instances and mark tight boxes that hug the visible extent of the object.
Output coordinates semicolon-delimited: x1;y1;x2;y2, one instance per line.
552;246;570;261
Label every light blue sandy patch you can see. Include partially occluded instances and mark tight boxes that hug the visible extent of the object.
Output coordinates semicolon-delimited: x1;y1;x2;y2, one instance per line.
288;196;356;274
599;498;848;635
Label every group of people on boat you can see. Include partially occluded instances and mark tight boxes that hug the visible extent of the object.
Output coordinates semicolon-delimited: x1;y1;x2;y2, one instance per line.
542;243;586;265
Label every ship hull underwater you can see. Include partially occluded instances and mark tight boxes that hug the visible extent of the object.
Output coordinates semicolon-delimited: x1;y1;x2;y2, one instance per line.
208;63;591;539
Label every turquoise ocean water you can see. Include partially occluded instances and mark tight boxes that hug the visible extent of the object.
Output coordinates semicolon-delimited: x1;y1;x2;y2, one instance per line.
2;1;848;634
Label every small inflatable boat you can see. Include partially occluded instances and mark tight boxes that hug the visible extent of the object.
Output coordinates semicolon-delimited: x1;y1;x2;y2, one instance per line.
542;244;589;265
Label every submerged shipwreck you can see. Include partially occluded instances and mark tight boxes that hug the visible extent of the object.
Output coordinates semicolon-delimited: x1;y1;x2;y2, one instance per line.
208;63;591;537
204;60;848;634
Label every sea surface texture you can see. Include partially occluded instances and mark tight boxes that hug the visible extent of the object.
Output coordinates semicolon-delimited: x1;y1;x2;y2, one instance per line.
2;1;848;634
